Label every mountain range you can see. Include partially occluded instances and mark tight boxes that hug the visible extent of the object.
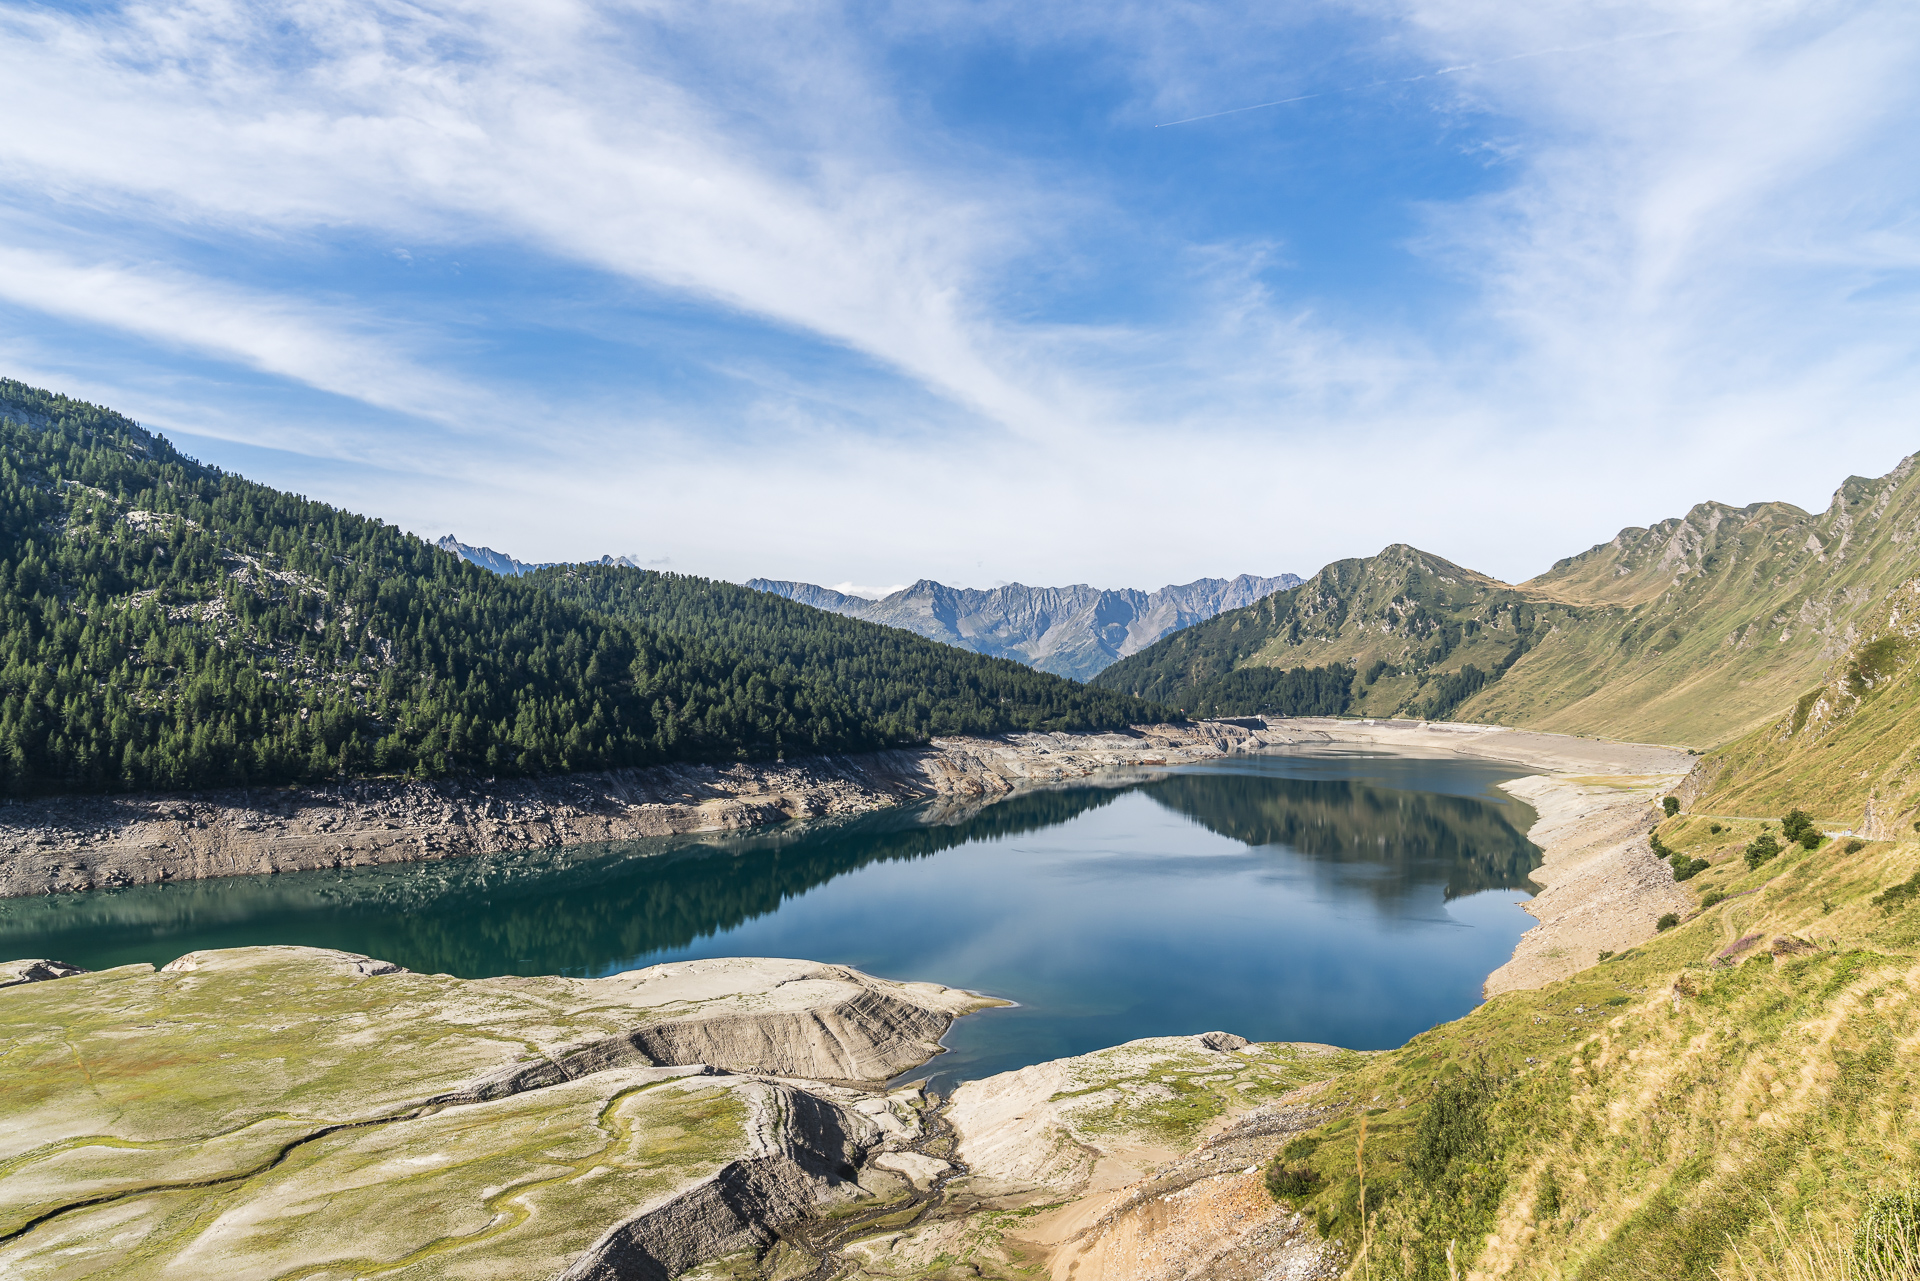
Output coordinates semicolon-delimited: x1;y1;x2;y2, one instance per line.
1095;451;1920;831
746;574;1302;681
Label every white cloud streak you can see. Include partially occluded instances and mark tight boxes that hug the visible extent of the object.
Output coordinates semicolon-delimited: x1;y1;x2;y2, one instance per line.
0;244;479;431
0;0;1916;585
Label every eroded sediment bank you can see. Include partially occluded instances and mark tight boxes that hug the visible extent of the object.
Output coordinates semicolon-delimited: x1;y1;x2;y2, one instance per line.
0;722;1263;898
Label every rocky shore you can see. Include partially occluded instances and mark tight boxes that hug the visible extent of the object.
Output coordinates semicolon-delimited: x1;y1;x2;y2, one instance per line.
0;721;1266;898
0;716;1701;994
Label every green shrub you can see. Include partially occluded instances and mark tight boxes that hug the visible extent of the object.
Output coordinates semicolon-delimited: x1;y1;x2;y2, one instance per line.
1663;796;1681;817
1846;839;1867;855
1597;950;1615;961
1410;1071;1496;1186
1709;822;1725;835
1536;1169;1561;1220
1782;808;1817;845
1872;872;1920;913
1650;830;1674;859
1746;832;1783;870
1266;1161;1320;1200
1701;890;1728;908
1672;857;1709;881
1281;1135;1322;1162
1657;913;1680;931
1854;1191;1920;1270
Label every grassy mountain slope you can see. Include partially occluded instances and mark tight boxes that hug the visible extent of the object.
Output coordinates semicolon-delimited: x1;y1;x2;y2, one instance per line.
1097;456;1920;748
1260;809;1920;1280
1681;575;1920;837
524;564;1174;738
1460;458;1920;746
0;379;1163;796
1092;544;1580;720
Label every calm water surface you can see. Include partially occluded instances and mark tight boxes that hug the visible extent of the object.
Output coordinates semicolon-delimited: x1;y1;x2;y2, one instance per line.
0;751;1542;1084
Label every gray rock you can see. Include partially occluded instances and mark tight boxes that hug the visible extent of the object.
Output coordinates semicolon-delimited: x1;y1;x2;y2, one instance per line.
0;958;88;988
748;574;1302;680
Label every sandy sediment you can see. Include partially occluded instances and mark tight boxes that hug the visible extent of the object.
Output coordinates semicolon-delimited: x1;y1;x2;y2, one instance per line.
1482;773;1695;994
1238;718;1696;994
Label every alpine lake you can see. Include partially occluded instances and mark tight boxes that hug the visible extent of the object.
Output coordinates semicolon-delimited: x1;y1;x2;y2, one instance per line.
0;751;1543;1087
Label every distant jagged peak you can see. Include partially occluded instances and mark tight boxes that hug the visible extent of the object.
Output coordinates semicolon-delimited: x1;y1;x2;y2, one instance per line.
435;535;551;577
747;571;1300;679
436;537;651;577
745;579;870;611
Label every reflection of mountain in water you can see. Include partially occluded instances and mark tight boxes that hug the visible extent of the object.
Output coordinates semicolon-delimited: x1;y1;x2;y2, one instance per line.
0;770;1537;979
0;787;1122;978
1138;773;1539;899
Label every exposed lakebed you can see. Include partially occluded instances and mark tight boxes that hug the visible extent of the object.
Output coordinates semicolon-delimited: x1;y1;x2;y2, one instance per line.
0;751;1541;1084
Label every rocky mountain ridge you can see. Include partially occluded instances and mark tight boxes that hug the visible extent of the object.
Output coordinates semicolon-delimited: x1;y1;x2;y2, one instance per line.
747;573;1301;680
1094;543;1578;720
1096;451;1920;753
435;535;644;576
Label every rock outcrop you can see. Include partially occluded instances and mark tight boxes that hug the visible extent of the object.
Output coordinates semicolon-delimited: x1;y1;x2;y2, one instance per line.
0;958;87;987
839;1033;1361;1280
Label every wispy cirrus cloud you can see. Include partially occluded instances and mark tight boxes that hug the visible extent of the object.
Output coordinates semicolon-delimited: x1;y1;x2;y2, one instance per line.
0;244;483;434
0;0;1916;587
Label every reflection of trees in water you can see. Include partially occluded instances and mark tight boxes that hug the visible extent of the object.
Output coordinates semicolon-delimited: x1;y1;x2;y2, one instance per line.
1137;774;1539;899
0;787;1121;978
0;771;1537;978
382;787;1122;975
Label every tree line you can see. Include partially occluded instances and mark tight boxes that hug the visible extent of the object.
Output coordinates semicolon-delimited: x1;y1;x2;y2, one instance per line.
0;380;1169;797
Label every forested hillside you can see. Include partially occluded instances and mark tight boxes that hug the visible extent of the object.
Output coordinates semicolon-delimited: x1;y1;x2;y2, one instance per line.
0;380;1165;797
527;565;1173;739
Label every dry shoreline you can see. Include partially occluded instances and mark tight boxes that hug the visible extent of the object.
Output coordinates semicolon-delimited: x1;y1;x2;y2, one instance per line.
0;717;1699;991
0;721;1262;898
1251;717;1696;994
2;718;1704;1281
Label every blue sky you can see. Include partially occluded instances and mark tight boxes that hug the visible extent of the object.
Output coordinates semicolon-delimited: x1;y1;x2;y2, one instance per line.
3;0;1919;595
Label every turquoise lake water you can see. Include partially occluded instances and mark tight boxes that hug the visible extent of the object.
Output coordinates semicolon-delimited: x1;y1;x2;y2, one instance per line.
0;751;1542;1085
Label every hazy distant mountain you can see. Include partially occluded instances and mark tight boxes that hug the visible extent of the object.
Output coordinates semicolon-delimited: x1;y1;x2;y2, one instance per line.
745;574;1301;680
437;537;643;577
